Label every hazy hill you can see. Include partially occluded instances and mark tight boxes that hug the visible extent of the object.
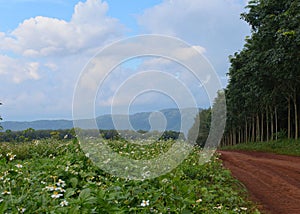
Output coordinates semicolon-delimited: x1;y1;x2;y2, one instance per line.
2;108;201;131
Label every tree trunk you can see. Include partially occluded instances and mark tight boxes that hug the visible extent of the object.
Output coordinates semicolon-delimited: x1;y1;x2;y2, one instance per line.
248;120;251;142
256;114;260;141
270;108;274;141
238;128;241;144
293;90;298;140
245;119;248;143
261;112;264;142
252;116;255;142
266;108;269;142
288;97;291;139
233;128;236;145
275;106;278;141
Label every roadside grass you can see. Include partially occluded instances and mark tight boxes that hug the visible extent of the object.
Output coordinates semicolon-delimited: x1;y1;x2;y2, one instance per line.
0;139;259;213
221;138;300;157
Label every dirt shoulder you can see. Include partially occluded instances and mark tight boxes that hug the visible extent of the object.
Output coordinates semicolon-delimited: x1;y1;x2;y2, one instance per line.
219;150;300;214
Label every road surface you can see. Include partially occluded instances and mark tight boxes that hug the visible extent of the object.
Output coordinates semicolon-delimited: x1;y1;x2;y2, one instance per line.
219;150;300;214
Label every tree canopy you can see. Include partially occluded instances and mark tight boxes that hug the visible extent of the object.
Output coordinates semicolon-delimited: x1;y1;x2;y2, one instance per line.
222;0;300;146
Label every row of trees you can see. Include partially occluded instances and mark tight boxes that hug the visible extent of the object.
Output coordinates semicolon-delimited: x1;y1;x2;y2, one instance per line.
0;129;76;142
221;0;300;146
0;127;183;143
0;102;2;130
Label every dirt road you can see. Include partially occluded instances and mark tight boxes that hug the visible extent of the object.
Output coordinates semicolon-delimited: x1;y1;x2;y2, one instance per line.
219;150;300;214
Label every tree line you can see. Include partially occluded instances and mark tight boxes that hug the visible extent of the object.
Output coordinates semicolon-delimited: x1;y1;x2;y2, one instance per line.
222;0;300;146
0;128;183;143
0;102;2;130
191;0;300;147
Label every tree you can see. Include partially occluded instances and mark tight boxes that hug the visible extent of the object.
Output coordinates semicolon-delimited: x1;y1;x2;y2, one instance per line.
188;109;211;147
0;102;2;130
222;0;300;145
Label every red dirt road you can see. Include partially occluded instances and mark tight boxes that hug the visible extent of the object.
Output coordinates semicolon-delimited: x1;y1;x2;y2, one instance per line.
219;151;300;214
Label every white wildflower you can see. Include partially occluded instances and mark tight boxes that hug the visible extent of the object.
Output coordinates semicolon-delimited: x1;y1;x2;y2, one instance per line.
17;207;26;213
15;164;23;168
213;205;223;209
57;179;66;187
196;198;202;203
55;187;66;193
60;199;69;207
51;191;63;199
45;185;55;191
140;200;149;207
1;190;11;195
9;154;16;161
161;178;169;183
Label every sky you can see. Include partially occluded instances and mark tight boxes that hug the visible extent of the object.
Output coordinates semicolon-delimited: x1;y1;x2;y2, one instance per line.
0;0;250;121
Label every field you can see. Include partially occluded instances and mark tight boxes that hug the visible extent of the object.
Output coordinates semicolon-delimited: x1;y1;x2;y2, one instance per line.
0;139;258;213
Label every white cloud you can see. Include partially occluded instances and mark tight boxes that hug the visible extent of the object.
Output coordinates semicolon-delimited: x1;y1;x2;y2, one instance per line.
0;0;124;57
137;0;250;75
26;62;40;80
0;0;126;120
138;0;247;40
0;0;125;85
0;0;249;121
0;55;40;83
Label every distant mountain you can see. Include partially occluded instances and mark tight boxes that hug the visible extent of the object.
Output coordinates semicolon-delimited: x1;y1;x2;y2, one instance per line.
2;120;73;131
1;108;201;131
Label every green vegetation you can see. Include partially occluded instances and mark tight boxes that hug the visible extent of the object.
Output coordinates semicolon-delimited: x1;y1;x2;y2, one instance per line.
189;109;211;147
222;0;300;146
0;102;2;130
0;139;258;213
0;128;182;143
222;139;300;157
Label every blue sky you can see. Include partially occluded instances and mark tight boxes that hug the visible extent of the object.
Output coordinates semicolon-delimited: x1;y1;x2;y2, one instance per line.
0;0;250;121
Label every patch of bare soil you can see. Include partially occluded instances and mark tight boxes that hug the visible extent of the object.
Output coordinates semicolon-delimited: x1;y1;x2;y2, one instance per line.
219;151;300;214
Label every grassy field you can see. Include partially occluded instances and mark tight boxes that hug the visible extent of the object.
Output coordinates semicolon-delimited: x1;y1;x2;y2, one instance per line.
221;139;300;157
0;139;258;213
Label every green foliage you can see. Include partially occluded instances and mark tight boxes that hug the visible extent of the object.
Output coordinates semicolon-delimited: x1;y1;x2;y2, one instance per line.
0;139;257;213
222;138;300;157
0;102;2;130
224;0;300;145
0;129;76;142
159;130;182;141
188;109;211;147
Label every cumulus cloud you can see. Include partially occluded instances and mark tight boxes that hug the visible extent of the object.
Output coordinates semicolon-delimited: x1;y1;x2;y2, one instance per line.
0;0;124;57
0;55;40;83
0;0;125;85
0;0;126;120
137;0;250;77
